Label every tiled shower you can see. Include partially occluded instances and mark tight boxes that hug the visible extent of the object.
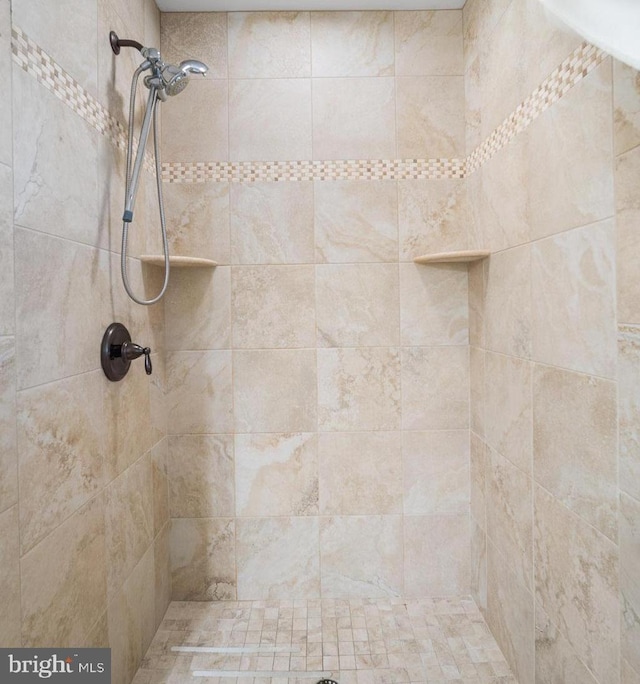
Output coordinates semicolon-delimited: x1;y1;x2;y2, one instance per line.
0;0;638;683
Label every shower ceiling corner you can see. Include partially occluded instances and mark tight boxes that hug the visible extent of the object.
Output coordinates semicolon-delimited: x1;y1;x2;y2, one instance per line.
155;0;466;11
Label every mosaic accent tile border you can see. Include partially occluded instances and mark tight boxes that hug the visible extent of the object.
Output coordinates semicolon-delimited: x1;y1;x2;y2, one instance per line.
11;23;607;184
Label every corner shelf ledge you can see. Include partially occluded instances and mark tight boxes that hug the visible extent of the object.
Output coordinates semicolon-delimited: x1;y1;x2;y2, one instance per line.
413;250;490;264
140;255;218;268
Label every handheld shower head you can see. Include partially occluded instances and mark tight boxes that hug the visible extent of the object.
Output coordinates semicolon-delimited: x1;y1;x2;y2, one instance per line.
162;59;209;97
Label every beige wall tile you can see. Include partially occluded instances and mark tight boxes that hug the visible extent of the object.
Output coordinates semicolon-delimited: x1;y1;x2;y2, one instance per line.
21;494;107;647
470;346;484;436
234;350;317;433
320;515;402;598
398;179;469;260
395;10;463;76
614;60;640;156
236;433;317;517
151;440;168;537
312;78;395;160
0;338;17;514
0;164;14;334
317;264;399;347
396;76;465;159
318;347;400;431
621;492;640;675
531;220;616;379
621;658;640;684
616;144;640;326
310;11;393;77
314;180;398;264
154;522;171;627
166;351;233;434
168;434;235;518
470;516;487;612
465;53;482;154
404;514;470;597
462;0;511;75
0;0;11;166
400;263;468;346
228;12;310;78
17;371;107;554
533;364;617;541
484;351;531;472
401;346;468;430
161;12;228;79
534;485;619;684
528;61;614;241
402;430;469;515
619;326;640;502
0;506;21;646
470;432;486;528
319;432;402;515
144;0;160;54
231;182;314;265
236;517;319;599
170;517;236;600
232;265;315;348
468;260;485;348
230;79;312;161
161;79;229;162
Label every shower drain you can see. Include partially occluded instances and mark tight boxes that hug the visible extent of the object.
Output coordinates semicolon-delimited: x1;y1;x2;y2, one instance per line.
317;680;339;684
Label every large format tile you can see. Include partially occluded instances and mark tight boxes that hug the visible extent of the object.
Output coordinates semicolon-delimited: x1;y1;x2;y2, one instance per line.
0;337;16;514
621;492;640;675
0;506;20;646
470;517;487;612
0;163;13;335
0;0;11;166
150;440;168;538
614;59;640;156
154;521;170;628
619;326;640;502
469;345;484;436
470;431;486;527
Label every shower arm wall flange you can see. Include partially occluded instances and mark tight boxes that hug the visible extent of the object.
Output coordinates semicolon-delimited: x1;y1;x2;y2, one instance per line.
110;31;143;56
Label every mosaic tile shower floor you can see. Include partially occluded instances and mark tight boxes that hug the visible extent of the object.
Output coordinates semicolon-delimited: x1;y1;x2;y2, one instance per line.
133;597;517;684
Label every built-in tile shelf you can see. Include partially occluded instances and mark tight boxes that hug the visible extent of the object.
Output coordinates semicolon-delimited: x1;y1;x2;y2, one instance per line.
140;255;218;268
413;250;490;264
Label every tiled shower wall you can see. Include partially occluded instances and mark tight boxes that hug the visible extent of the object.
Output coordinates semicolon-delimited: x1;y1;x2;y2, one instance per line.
0;1;170;683
465;1;640;684
160;11;473;601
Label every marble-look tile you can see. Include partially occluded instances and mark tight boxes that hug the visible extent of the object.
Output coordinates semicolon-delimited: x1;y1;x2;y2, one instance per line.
235;433;317;517
465;52;482;154
401;346;469;430
320;515;402;598
395;10;463;76
399;263;468;346
161;79;229;162
0;164;13;334
168;434;235;518
228;12;310;78
316;264;399;347
621;658;640;684
0;506;20;646
483;245;531;359
616;144;640;326
534;485;619;684
312;78;395;160
533;364;617;541
402;430;468;515
154;522;171;628
468;260;485;348
528;61;614;241
165;266;231;351
621;492;640;675
314;180;398;263
531;220;616;379
404;514;470;597
486;539;535;684
151;440;168;537
166;351;233;434
470;346;484;437
163;181;230;264
310;11;393;77
319;432;402;515
13;0;97;95
229;79;312;161
143;0;160;56
398;179;470;260
318;348;400;431
13;67;99;247
105;453;154;599
614;59;640;156
535;603;599;684
462;0;511;75
234;350;317;433
171;517;236;601
470;517;487;613
619;326;640;502
21;494;107;647
396;76;465;159
232;265;315;348
236;517;319;599
15;229;106;389
470;432;486;527
487;446;533;591
0;0;11;166
484;351;531;472
231;182;314;264
161;12;228;79
17;370;106;554
0;338;17;514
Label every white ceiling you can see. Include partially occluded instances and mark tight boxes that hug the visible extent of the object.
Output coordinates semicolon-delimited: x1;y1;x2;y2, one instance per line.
156;0;465;11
